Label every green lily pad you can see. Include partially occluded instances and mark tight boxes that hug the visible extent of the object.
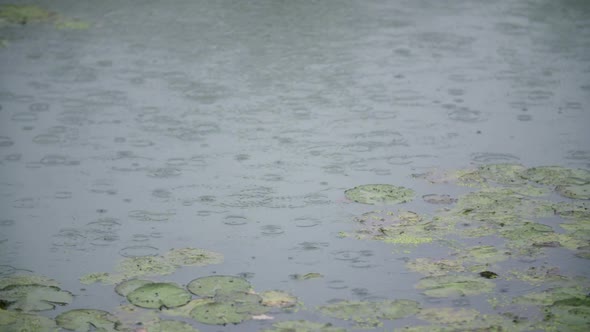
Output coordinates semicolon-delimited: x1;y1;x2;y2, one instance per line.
318;299;420;328
55;309;120;332
416;275;495;297
417;307;481;324
0;309;58;332
513;286;589;306
115;279;153;297
460;245;510;264
406;258;465;276
189;302;249;325
263;320;346;332
0;275;60;290
126;282;191;309
0;285;73;311
118;256;177;279
345;184;415;205
0;4;54;24
165;248;223;267
557;183;590;200
143;319;200;332
353;210;442;245
521;166;590;186
187;276;252;298
260;290;297;308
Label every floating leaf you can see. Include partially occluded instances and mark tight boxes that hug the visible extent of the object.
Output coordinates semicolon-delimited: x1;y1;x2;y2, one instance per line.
165;248;223;267
0;4;54;24
0;309;58;332
522;166;590;186
0;285;73;311
55;309;120;332
115;279;153;297
187;276;252;297
406;258;465;276
318;299;420;328
143;319;200;332
557;183;590;200
0;275;60;289
189;302;249;325
417;307;481;324
263;320;346;332
345;184;415;205
416;275;495;297
260;291;297;308
127;283;191;309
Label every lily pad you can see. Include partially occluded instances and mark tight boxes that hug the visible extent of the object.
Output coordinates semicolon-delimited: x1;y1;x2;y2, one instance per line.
165;248;223;267
0;284;73;311
126;282;192;309
417;307;481;324
557;183;590;200
522;166;590;186
118;256;177;279
187;276;252;298
263;320;346;332
406;258;465;276
0;275;60;290
189;302;249;325
55;309;120;332
143;319;200;332
318;299;420;328
344;184;415;205
260;290;297;308
0;4;54;24
0;309;58;332
354;210;443;245
416;275;495;297
115;279;153;297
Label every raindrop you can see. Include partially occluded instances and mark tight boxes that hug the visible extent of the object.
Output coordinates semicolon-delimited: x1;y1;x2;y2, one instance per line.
148;167;181;178
0;136;14;147
87;218;121;231
260;225;284;236
90;234;119;246
224;215;249;226
5;153;21;161
294;217;321;228
152;188;171;199
53;228;86;247
119;245;159;257
33;134;60;144
132;234;150;242
0;265;16;276
11;112;38;122
517;114;532;121
471;152;519;164
29;103;50;112
13;198;38;208
40;154;67;166
448;108;482;122
54;191;72;199
0;220;15;226
327;280;348;290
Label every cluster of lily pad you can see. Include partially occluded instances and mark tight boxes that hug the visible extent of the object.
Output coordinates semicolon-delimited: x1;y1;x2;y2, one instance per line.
0;4;89;31
341;164;590;330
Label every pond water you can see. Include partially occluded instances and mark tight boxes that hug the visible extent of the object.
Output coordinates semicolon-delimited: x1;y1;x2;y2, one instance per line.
1;0;589;331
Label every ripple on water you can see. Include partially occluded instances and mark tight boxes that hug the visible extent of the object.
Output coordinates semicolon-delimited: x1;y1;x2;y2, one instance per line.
128;210;175;222
294;217;321;228
260;225;284;236
0;136;14;147
33;134;61;144
224;215;249;226
53;228;86;247
470;152;520;164
0;220;15;226
119;246;159;257
11;112;38;122
29;102;50;112
448;107;483;122
54;191;72;199
148;167;181;178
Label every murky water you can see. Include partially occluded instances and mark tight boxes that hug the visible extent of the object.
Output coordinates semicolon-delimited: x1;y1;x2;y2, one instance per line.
1;0;589;331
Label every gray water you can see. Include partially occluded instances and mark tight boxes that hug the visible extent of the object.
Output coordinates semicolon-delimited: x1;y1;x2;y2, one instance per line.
1;0;589;331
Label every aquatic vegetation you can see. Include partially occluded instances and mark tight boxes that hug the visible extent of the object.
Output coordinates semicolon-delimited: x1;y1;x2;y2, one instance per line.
0;284;73;311
0;4;54;24
353;210;444;245
115;279;153;297
0;309;58;332
521;166;590;186
415;275;495;297
126;282;191;309
165;248;223;267
557;183;590;200
318;299;420;328
416;307;481;324
189;301;251;325
259;290;298;308
187;275;252;297
458;245;510;264
262;320;346;332
55;309;120;332
290;272;324;280
80;247;223;284
406;258;465;276
142;319;200;332
344;184;415;204
0;275;60;289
